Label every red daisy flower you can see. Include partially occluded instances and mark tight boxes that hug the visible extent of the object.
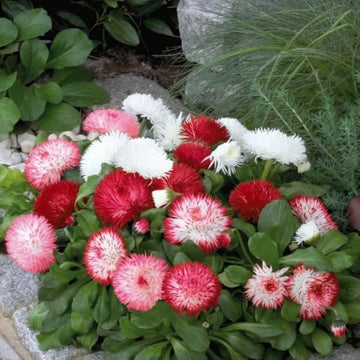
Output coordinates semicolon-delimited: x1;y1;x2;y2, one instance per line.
33;180;80;228
286;263;340;320
173;142;213;171
84;227;128;285
163;193;232;253
134;218;150;234
25;138;81;190
163;262;221;316
290;195;338;233
83;108;140;138
229;179;282;223
330;319;346;338
112;253;169;312
245;261;289;309
93;169;154;228
181;115;229;146
5;214;57;273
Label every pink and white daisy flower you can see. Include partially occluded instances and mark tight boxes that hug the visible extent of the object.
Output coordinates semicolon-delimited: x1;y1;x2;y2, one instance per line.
25;138;81;189
134;218;150;234
84;227;128;285
83;108;140;137
245;261;289;309
163;262;221;316
5;214;57;273
290;195;338;234
112;253;169;312
163;193;232;253
330;319;346;338
286;263;340;320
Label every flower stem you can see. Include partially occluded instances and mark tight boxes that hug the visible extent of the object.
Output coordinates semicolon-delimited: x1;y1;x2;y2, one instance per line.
260;159;274;180
234;230;254;266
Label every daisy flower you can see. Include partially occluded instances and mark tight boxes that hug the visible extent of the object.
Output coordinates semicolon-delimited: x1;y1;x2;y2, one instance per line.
93;169;154;228
84;227;128;285
205;141;244;175
245;261;289;309
163;193;232;253
80;131;130;180
286;263;340;320
173;142;212;170
112;253;169;312
33;180;80;229
181;115;229;146
229;179;282;223
25;138;81;189
293;221;321;246
216;117;249;145
290;195;338;234
330;319;346;338
134;218;150;234
5;214;57;273
162;262;221;316
242;128;307;166
82;108;140;137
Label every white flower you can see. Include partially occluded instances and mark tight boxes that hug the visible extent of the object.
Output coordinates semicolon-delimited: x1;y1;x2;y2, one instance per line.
242;128;307;166
205;141;243;175
297;160;311;173
115;137;173;179
217;117;249;144
294;221;321;246
152;113;183;151
80;131;130;180
152;189;172;208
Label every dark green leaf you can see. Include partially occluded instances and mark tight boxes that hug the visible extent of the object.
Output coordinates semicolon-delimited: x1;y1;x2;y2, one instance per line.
76;329;98;351
40;312;70;333
248;233;279;267
38;102;80;132
72;281;99;313
144;18;174;36
218;290;242;322
100;287;124;329
311;328;332;355
28;302;49;329
338;275;360;301
345;301;360;321
101;331;133;352
13;8;51;41
125;0;150;6
49;262;84;284
56;10;87;28
71;310;94;334
94;286;110;324
134;341;169;360
327;251;353;272
0;69;17;92
136;0;163;16
219;272;240;288
104;0;119;7
0;97;20;133
37;319;74;351
269;316;297;351
224;265;252;284
289;337;309;360
0;18;18;46
280;299;300;322
232;218;256;238
317;229;348;255
171;338;206;360
222;322;283;337
33;81;62;104
47;29;93;69
173;252;191;264
202;254;224;274
76;210;100;237
120;317;153;338
52;66;92;85
1;0;33;19
280;181;324;199
131;301;172;329
299;320;315;335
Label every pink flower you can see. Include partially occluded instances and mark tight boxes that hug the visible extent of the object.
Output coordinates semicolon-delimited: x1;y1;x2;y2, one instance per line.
5;214;57;273
84;228;128;285
245;261;289;309
25;138;81;190
289;195;338;233
330;319;346;338
286;264;340;320
93;169;154;228
163;262;221;316
181;115;229;146
229;179;282;223
33;180;80;228
83;108;140;137
173;142;213;170
134;218;150;234
163;193;232;253
112;253;169;312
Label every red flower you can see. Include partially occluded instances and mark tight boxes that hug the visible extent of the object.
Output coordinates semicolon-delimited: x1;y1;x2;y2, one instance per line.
181;115;229;146
93;169;154;228
34;180;80;228
173;142;213;171
163;262;221;316
331;319;346;338
134;218;150;234
229;179;282;223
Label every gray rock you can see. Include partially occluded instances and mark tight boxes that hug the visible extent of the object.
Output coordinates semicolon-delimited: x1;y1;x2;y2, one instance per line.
0;335;22;360
17;133;36;154
0;255;40;317
77;352;106;360
309;343;360;360
13;305;88;360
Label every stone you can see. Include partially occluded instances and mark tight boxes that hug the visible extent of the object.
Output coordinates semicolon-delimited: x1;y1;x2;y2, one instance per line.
10;133;18;149
0;255;41;317
9;163;25;172
0;137;11;149
77;352;106;360
17;133;37;154
309;343;360;360
9;152;22;165
0;149;13;165
13;305;88;360
0;335;22;360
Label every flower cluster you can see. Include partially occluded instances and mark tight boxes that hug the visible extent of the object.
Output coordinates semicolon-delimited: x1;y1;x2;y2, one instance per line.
4;93;358;357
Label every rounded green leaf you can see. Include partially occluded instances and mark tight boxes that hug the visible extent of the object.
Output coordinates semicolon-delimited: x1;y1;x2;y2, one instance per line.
299;320;316;335
47;29;93;69
51;66;92;85
280;299;300;322
34;81;63;104
317;229;348;255
289;337;309;360
224;265;252;284
143;18;174;37
125;0;151;5
13;8;52;41
222;322;284;337
0;18;18;46
1;0;33;19
311;328;332;355
219;290;242;322
38;102;80;132
248;232;279;267
71;310;94;334
0;69;17;92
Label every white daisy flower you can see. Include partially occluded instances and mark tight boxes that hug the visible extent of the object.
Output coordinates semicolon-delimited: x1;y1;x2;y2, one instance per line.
294;221;321;246
217;117;249;144
115;137;173;179
80;131;130;180
152;189;172;208
152;113;183;151
242;128;307;166
297;160;311;173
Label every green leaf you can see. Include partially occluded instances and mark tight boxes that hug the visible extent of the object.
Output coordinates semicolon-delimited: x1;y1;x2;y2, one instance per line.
338;275;360;301
0;97;20;133
202;254;224;274
37;319;74;351
40;312;70;333
317;229;348;254
52;66;92;85
224;265;252;284
47;29;93;69
94;286;110;324
13;8;51;41
134;341;169;360
144;18;174;36
131;301;172;329
219;272;240;288
0;69;17;92
327;251;353;272
345;301;360;321
1;0;33;19
104;10;140;46
222;322;283;337
280;299;300;322
71;310;94;334
280;181;324;199
218;290;242;322
120;317;153;338
171;338;206;360
248;233;279;267
100;286;124;329
269;316;297;351
33;81;63;104
0;18;18;46
104;0;119;7
28;302;49;329
258;200;296;255
299;320;316;335
38;102;80;132
279;247;334;272
61;81;109;107
72;281;99;313
232;217;256;238
76;209;100;237
311;328;332;356
76;329;98;351
49;262;84;283
125;0;151;6
136;0;163;16
289;337;309;360
173;252;191;264
20;39;49;84
56;10;87;28
202;170;224;194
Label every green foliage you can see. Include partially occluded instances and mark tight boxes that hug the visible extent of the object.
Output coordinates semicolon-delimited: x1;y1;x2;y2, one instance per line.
0;5;109;134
